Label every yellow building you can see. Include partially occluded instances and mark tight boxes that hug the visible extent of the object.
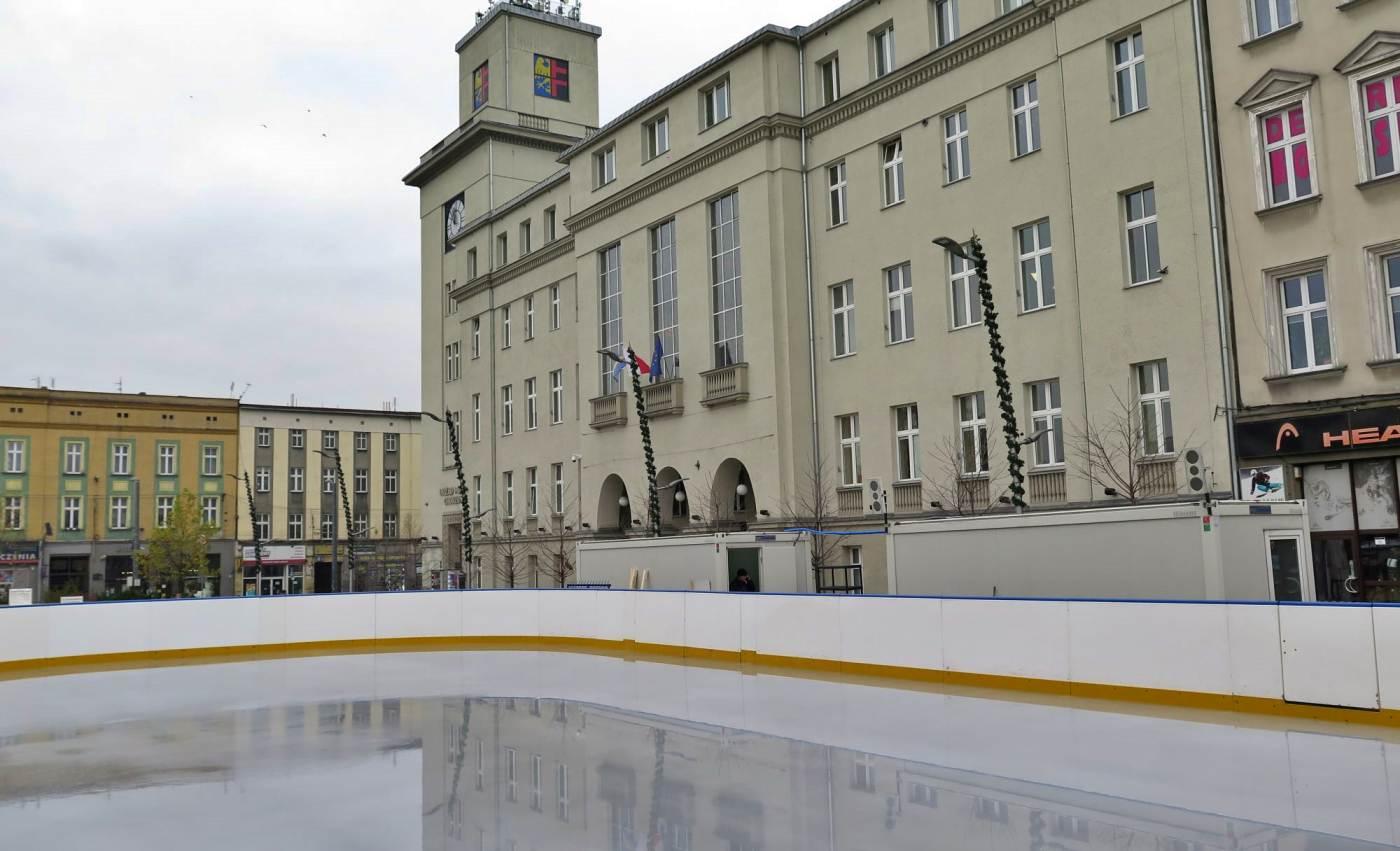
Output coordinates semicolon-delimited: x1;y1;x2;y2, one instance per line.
0;386;240;600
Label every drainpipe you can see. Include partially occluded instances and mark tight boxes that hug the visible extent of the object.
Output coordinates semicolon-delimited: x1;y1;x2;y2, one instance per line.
1191;0;1241;498
797;40;822;531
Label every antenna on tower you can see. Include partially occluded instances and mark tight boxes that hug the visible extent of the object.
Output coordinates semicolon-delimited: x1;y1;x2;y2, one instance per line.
115;377;123;393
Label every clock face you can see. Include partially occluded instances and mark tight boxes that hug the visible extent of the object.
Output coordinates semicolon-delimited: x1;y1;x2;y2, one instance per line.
445;198;466;240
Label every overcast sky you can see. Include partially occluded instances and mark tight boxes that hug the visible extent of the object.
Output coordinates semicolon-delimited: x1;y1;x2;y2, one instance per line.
0;0;825;410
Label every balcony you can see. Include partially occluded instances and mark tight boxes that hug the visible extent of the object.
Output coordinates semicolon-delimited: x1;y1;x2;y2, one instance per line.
1028;469;1067;505
589;393;627;430
892;481;924;513
700;363;749;407
836;487;863;517
641;379;684;418
517;112;550;132
1137;458;1178;497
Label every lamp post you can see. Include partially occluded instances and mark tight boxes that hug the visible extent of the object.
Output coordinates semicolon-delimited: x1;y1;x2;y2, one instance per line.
601;347;659;536
659;478;688;531
422;410;471;587
933;234;1027;510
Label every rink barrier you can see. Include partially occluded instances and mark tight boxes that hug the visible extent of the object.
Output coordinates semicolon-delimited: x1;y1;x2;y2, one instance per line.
0;589;1396;725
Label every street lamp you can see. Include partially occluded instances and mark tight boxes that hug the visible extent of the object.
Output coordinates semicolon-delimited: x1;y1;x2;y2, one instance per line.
423;410;472;587
933;233;1027;511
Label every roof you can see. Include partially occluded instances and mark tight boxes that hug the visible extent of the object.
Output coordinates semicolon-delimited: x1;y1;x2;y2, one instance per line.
0;386;238;408
240;403;423;420
455;1;601;53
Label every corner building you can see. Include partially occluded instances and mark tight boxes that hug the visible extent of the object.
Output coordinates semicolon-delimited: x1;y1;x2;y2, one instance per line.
409;0;1235;593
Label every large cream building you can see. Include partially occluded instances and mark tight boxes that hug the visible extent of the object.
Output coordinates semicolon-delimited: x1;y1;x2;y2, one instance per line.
409;0;1242;592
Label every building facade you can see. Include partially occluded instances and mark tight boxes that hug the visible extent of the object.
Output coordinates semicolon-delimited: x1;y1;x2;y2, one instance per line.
236;405;423;595
409;0;1241;593
1206;2;1400;602
0;386;239;600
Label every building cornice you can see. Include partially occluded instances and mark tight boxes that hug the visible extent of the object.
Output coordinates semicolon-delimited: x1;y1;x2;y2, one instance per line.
404;120;579;188
452;235;576;302
240;404;422;420
563;114;802;233
455;3;601;53
450;169;570;247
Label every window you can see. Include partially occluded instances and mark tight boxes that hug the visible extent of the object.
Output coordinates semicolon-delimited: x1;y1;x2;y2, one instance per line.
354;514;368;536
1112;32;1147;117
382;514;397;538
472;60;489;109
289;513;304;540
702;78;730;128
111;443;131;476
1251;0;1295;39
156;444;176;476
1124;185;1161;285
910;782;939;807
445;341;461;381
202;444;221;476
1029;379;1065;467
527;467;539;516
1260;104;1314;205
881;137;905;206
550;370;565;424
471;317;482;358
255;466;271;493
252;513;270;541
466;247;478;280
1362;70;1400;180
473;476;482;516
385;470;398;495
523;297;537;342
552;463;565;513
290;429;305;449
201;496;219;527
594;144;616;187
323;469;337;494
958;393;989;475
599;244;624;394
894;404;920;481
838;414;862;486
526;377;539;430
355;432;369;452
255;427;272;448
520;220;532;255
556;764;570;821
949;246;981;329
650;219;680;378
495;232;508;267
502;385;514;435
975;797;1009;823
1011;78;1041;157
1017;220;1055;311
1;496;20;530
1279;269;1332;373
354;468;368;494
502;303;512;348
1136;360;1174;456
504;471;515;518
446;281;458;315
827;160;848;226
885;263;915;343
290;467;305;493
1386;252;1400;357
63;441;84;475
709;192;744;367
531;754;543;811
819;55;841;105
550;284;561;330
944;109;970;183
1002;0;1030;11
544;207;557;242
319;513;334;539
385;433;398;453
933;0;959;47
832;281;856;357
323;431;337;452
872;24;896;78
852;754;876;791
644;113;669;159
472;394;482;442
62;496;82;531
1052;815;1089;841
156;496;174;529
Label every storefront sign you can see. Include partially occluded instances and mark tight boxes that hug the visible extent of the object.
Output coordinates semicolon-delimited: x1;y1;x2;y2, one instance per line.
1239;465;1287;501
0;545;38;566
240;545;306;565
1236;406;1400;458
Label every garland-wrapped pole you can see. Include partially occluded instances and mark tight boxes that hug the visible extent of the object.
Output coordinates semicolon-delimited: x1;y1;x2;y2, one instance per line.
243;471;262;585
333;450;357;589
968;235;1027;510
443;410;472;583
626;346;660;536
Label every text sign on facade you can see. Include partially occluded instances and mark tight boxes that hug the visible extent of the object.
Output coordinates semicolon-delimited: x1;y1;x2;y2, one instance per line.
241;545;307;565
0;545;39;566
1236;407;1400;458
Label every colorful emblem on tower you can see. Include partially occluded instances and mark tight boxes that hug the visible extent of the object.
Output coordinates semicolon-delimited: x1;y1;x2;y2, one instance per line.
533;54;570;101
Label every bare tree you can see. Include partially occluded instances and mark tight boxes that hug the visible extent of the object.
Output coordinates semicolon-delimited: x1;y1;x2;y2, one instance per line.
535;485;579;588
491;527;533;588
778;452;849;587
923;435;1009;516
1075;387;1185;504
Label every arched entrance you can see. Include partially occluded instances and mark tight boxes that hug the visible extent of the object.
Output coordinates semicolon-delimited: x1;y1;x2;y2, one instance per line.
597;474;632;533
657;466;690;531
711;458;757;529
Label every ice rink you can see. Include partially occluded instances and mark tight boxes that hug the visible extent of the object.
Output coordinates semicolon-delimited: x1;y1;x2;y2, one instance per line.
1;649;1396;850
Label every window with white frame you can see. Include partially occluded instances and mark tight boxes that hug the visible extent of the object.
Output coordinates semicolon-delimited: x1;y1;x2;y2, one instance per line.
530;754;543;811
819;55;840;105
556;764;570;821
934;0;959;47
202;444;221;476
201;496;220;527
832;281;856;357
289;513;304;540
156;496;174;529
62;496;82;531
881;137;905;206
502;384;514;435
520;220;531;255
290;429;305;449
323;469;337;494
1251;0;1295;39
709;191;744;367
885;262;915;343
1124;185;1161;285
526;295;535;340
1112;32;1148;117
502;303;512;348
594;144;616;187
644;113;669;159
467;247;478;279
599;243;624;394
1002;0;1030;10
111;442;131;476
256;427;272;448
1361;69;1400;180
552;462;565;513
1259;103;1314;205
828;160;849;226
445;342;461;382
1011;78;1041;157
526;377;538;430
385;433;398;453
290;467;304;493
550;284;561;330
838;413;862;486
702;78;730;128
844;545;862;571
872;24;896;78
544;207;557;242
950;246;981;329
957;392;989;475
355;432;369;452
255;466;270;493
550;370;564;424
3;439;23;474
1017;220;1055;311
894;404;920;481
472;394;481;442
1028;379;1065;467
1;496;21;530
1386;252;1400;357
527;467;539;516
252;513;270;540
650;219;680;378
1279;269;1332;373
504;470;515;518
382;514;396;538
496;232;508;266
322;431;337;451
384;470;398;495
354;514;368;536
445;281;458;315
471;317;481;358
64;441;84;475
320;513;335;539
944;109;970;183
1135;360;1174;456
473;476;482;516
354;468;368;494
